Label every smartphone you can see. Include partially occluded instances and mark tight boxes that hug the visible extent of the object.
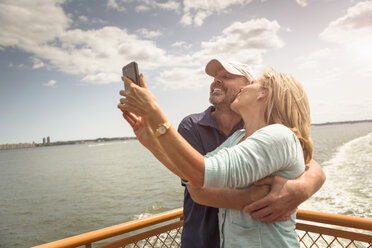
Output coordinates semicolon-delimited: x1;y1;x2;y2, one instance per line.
122;61;139;90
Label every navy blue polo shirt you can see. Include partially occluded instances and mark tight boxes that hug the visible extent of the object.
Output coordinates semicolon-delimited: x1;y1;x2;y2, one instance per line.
178;106;244;248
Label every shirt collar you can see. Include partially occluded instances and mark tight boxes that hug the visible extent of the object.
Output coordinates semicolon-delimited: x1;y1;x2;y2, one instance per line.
198;106;244;135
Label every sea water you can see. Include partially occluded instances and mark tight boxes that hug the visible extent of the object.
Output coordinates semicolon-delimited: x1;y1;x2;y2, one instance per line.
301;123;372;218
0;122;371;247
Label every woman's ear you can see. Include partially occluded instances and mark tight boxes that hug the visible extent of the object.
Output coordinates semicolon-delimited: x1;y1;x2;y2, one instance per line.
257;88;268;101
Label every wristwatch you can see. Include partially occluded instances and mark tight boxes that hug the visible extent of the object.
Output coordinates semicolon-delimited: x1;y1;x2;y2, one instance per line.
154;121;171;137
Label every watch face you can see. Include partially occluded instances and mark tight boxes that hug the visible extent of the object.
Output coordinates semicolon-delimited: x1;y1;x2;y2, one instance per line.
158;126;167;134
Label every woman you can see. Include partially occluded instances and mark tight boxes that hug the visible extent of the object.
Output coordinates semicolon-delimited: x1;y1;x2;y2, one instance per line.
118;66;312;247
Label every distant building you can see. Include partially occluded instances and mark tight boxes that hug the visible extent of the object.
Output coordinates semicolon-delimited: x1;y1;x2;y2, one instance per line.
47;136;50;144
43;137;46;145
0;143;36;150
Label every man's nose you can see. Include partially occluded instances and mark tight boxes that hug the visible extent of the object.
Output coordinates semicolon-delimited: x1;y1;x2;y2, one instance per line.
214;76;222;84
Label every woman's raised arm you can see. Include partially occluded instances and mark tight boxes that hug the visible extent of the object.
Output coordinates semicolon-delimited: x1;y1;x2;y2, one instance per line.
118;74;205;187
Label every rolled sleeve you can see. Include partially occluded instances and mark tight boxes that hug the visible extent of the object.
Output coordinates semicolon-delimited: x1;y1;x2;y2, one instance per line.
202;124;305;190
203;156;226;188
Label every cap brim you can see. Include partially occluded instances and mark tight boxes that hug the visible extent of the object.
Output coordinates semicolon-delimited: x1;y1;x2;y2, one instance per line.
205;59;222;77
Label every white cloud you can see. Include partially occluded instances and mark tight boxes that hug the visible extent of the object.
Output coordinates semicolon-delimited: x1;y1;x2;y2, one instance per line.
77;15;107;25
43;80;57;87
297;1;372;77
157;0;180;10
136;28;163;39
32;58;45;69
296;0;307;7
0;2;282;89
193;9;212;26
139;0;180;11
199;19;283;64
110;0;180;13
181;0;253;26
107;0;126;12
155;18;283;89
136;5;150;12
293;2;372;123
108;0;254;26
0;0;71;49
320;1;372;45
78;15;89;23
53;26;167;83
180;12;192;26
311;1;372;84
0;1;167;84
172;41;192;50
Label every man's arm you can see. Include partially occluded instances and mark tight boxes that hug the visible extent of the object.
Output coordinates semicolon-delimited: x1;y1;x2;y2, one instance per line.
187;184;269;210
243;159;326;222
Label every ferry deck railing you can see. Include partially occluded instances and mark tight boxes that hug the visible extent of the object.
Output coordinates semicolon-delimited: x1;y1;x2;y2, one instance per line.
33;208;372;248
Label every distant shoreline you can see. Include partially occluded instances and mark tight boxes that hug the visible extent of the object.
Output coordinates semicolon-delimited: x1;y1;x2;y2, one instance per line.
1;119;372;150
0;137;137;150
39;136;138;147
311;119;372;126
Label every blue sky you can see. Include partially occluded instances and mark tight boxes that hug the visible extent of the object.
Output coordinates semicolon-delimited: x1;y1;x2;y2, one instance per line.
1;0;371;144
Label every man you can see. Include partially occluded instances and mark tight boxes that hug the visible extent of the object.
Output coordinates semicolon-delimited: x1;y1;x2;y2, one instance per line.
178;59;325;248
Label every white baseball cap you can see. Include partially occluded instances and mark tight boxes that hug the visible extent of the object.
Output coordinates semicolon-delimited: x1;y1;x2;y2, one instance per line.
205;59;255;82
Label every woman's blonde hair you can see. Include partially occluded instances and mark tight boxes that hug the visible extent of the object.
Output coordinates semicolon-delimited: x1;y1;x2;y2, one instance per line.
260;68;313;163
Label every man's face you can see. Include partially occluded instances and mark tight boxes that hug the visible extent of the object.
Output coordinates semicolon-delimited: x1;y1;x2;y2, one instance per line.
209;67;249;111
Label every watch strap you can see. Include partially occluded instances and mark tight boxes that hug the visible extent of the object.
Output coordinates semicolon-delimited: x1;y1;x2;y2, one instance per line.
154;121;171;137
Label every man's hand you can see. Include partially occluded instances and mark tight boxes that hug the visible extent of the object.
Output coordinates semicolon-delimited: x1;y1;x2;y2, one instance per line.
243;160;325;223
243;176;299;223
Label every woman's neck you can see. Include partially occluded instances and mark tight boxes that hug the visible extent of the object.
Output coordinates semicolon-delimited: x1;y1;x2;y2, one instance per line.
241;110;266;138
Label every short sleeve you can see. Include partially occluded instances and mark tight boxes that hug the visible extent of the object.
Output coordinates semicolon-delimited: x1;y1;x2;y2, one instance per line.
178;116;204;154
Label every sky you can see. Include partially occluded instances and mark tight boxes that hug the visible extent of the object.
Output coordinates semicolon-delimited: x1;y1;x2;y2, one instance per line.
0;0;371;144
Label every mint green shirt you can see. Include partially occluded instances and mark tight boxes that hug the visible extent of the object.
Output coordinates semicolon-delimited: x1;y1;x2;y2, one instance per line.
203;124;305;248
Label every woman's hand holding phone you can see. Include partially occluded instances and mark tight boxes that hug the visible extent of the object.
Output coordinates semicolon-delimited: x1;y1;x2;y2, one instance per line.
120;73;158;118
118;69;163;148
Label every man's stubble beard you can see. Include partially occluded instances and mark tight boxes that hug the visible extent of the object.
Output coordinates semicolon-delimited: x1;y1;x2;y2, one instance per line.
209;90;239;114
